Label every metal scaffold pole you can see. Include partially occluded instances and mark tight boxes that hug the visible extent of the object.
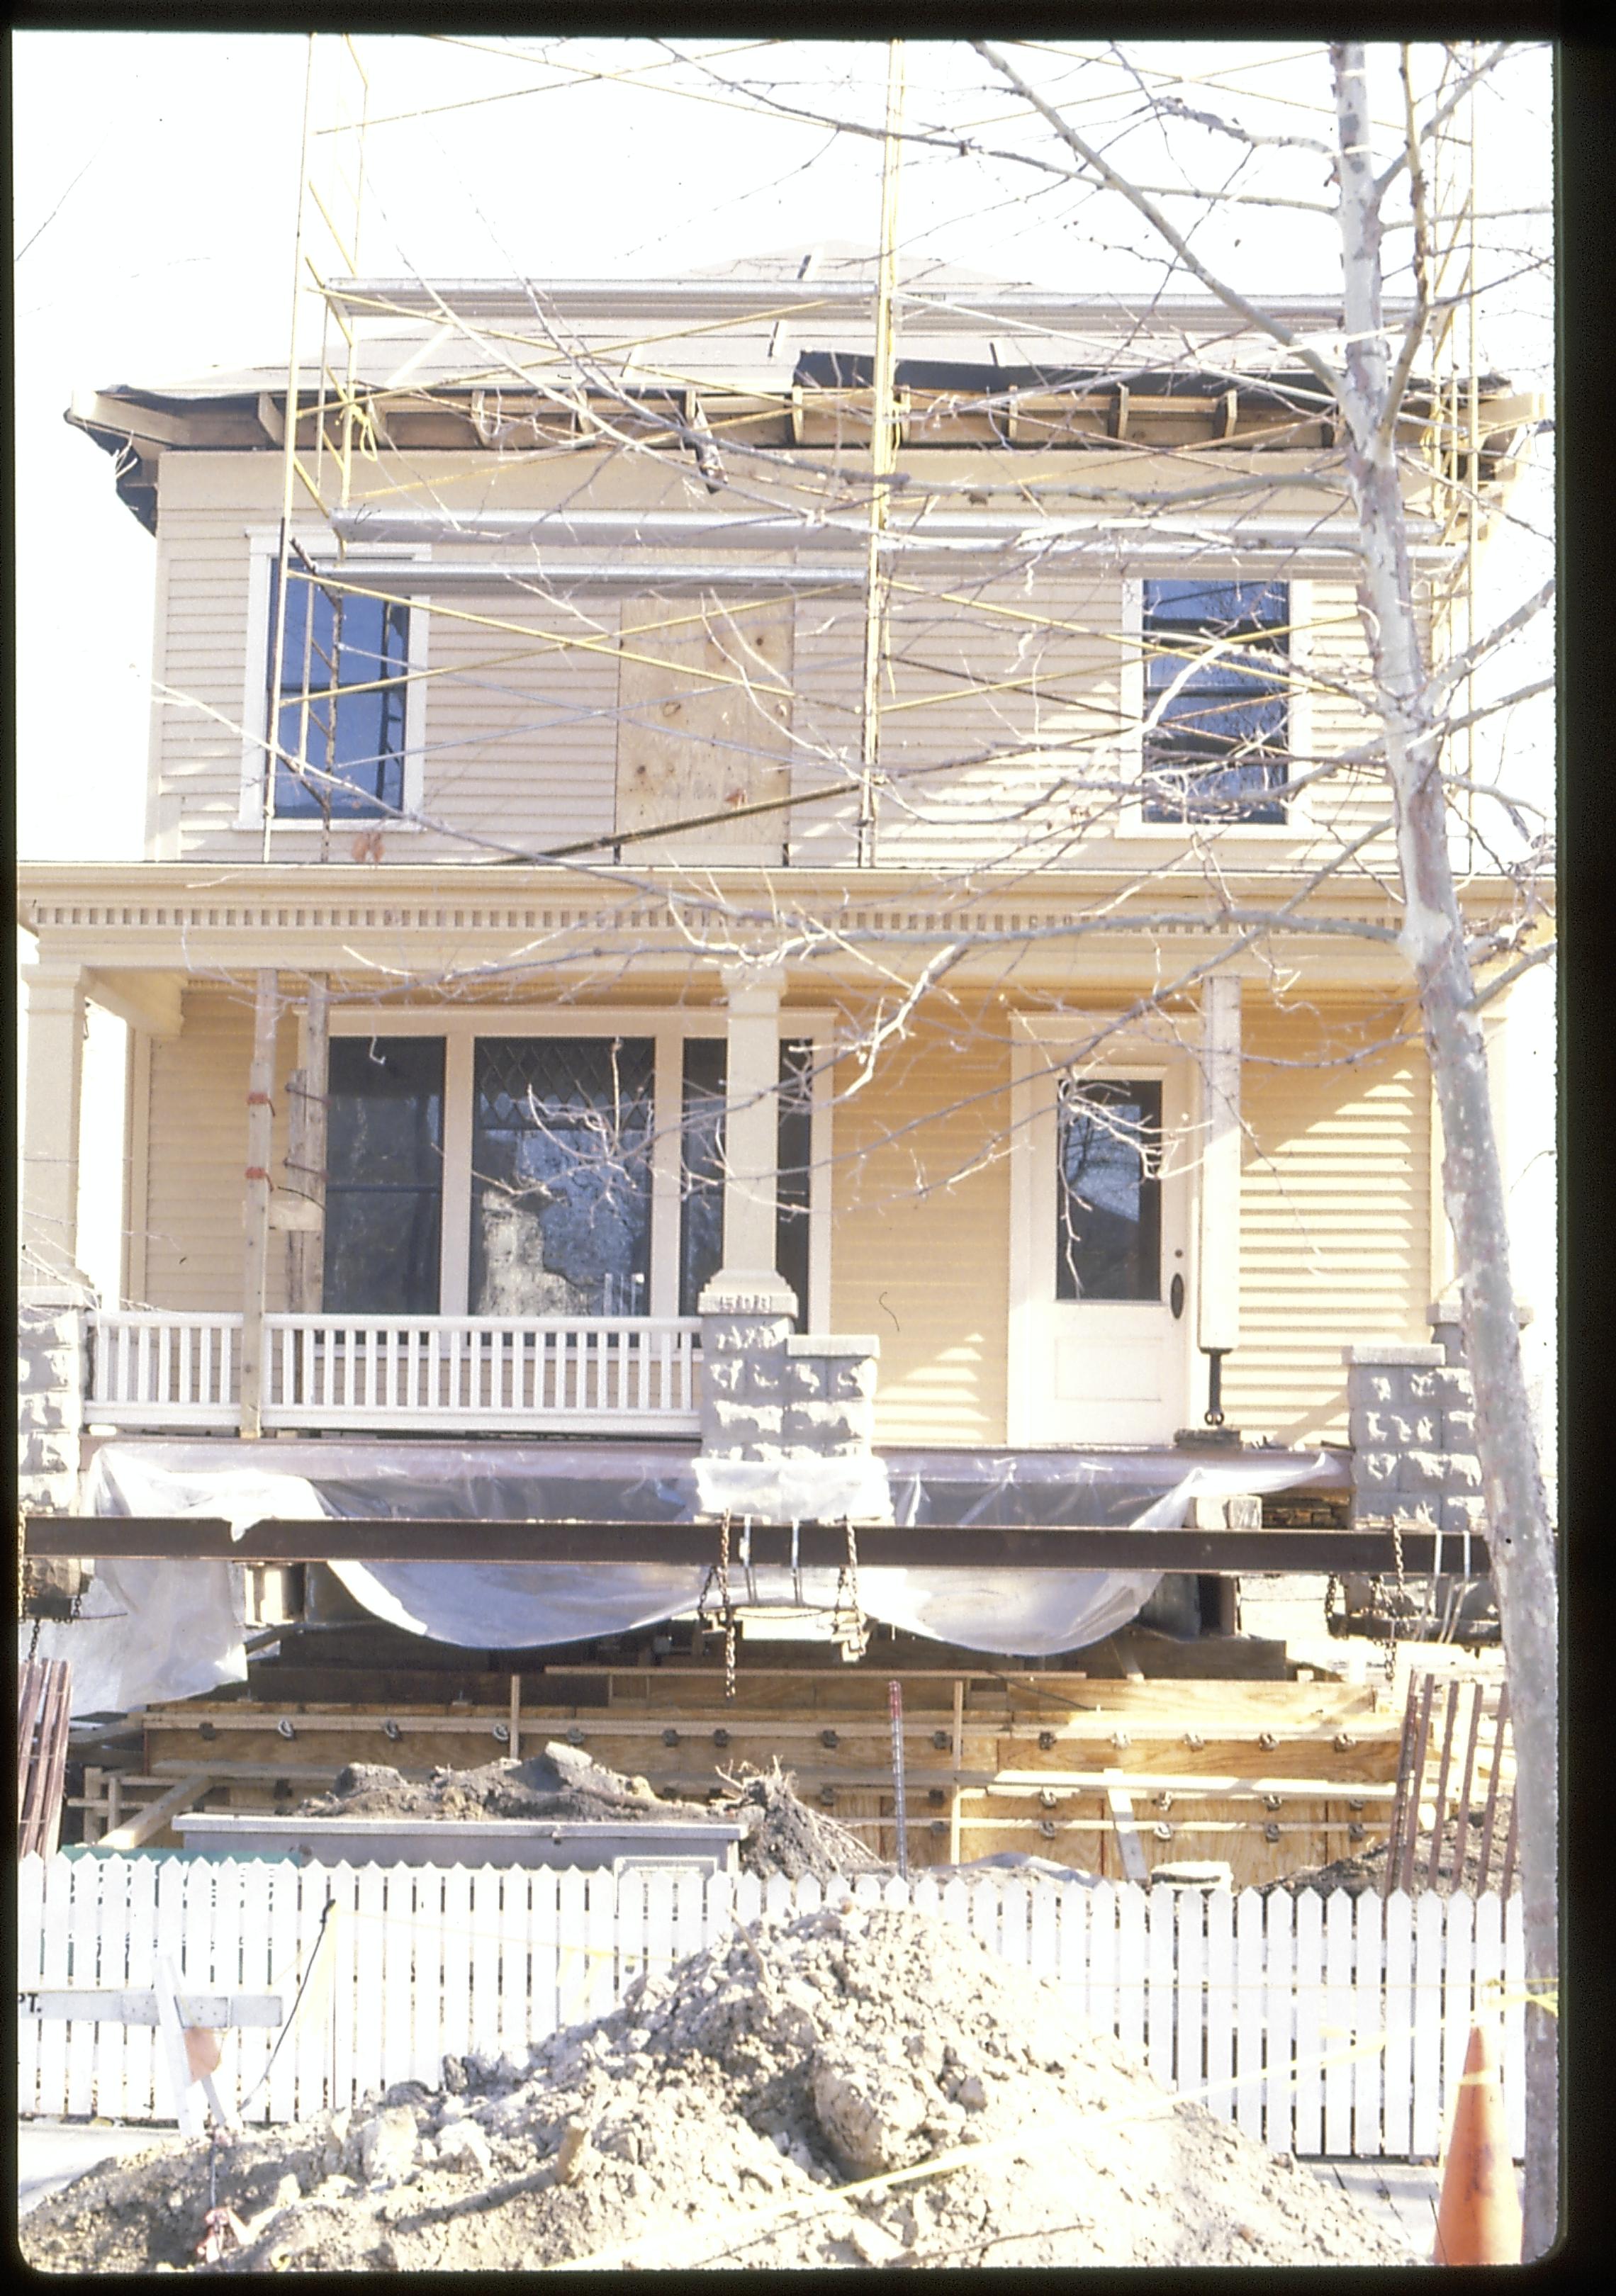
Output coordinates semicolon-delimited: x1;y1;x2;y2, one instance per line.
857;39;905;868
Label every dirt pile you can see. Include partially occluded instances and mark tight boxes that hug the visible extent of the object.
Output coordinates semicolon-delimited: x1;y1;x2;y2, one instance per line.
294;1742;713;1826
20;1898;1420;2273
718;1762;890;1884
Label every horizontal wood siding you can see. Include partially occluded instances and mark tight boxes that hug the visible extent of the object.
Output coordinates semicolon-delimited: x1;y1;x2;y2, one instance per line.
1228;1000;1430;1444
142;988;298;1315
829;1018;1012;1446
874;568;1124;868
148;459;1429;872
158;507;255;850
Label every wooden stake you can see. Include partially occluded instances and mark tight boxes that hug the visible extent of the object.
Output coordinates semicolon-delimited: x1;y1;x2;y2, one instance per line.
239;969;279;1436
286;974;329;1313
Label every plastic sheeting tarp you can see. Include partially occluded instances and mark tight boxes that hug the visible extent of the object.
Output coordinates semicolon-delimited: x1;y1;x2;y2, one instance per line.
80;1437;1345;1675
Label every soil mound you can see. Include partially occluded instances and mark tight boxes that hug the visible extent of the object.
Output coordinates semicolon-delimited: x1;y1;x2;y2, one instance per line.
20;1897;1419;2273
295;1743;712;1826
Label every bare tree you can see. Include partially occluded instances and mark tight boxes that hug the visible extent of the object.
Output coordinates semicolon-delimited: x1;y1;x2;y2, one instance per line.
972;33;1557;2253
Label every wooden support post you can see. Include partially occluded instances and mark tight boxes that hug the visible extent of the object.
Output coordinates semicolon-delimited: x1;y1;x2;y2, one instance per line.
286;974;329;1314
102;1770;215;1852
240;969;279;1436
510;1674;521;1763
1104;1770;1149;1883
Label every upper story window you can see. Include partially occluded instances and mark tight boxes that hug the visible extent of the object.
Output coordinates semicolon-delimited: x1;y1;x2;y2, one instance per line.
270;568;410;819
1142;579;1289;826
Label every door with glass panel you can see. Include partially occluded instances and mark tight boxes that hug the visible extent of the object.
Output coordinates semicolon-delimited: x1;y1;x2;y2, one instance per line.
1014;1051;1194;1445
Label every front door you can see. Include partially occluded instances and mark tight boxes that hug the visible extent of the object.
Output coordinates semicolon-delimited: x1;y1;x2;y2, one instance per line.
1011;1037;1194;1445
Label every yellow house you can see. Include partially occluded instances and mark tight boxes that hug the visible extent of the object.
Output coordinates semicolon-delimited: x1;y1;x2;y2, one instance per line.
18;253;1544;1668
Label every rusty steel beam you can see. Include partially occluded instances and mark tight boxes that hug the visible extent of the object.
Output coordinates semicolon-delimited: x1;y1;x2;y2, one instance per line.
23;1516;1490;1575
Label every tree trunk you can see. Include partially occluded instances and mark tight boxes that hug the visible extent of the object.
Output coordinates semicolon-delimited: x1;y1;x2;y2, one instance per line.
1332;43;1558;2257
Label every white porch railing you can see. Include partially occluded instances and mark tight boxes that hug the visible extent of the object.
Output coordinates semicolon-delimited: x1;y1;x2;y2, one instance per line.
88;1312;702;1434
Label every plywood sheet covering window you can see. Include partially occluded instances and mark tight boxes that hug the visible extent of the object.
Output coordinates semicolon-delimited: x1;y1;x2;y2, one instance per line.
142;988;298;1314
422;596;621;855
1224;998;1430;1446
615;592;794;862
828;1013;1014;1446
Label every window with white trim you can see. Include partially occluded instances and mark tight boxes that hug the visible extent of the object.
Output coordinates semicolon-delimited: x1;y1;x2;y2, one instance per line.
269;564;411;819
1141;578;1289;825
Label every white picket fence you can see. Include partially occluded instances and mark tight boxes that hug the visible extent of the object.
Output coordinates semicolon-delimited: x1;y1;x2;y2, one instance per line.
16;1857;1524;2161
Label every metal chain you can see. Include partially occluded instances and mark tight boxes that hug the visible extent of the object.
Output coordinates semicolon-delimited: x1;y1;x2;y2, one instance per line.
833;1516;868;1660
714;1513;738;1703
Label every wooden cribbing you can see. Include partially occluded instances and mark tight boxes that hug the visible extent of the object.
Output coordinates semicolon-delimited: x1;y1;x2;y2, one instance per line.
17;1658;72;1859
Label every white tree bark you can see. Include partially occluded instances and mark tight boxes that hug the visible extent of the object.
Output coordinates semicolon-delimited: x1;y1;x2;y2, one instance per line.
1330;43;1558;2257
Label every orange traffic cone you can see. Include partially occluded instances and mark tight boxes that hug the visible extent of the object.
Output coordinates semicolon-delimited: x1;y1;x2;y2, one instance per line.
1433;2022;1522;2264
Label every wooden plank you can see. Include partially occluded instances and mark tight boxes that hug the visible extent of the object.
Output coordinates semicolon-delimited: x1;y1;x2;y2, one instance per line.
1293;1887;1324;2156
1104;1774;1149;1884
1352;1887;1384;2159
352;1864;385;2109
1175;1885;1206;2108
35;1856;73;2120
1382;1889;1413;2158
122;1854;160;2120
101;1770;217;1851
1410;1891;1447;2157
464;1865;499;2062
63;1852;101;2119
1204;1885;1234;2120
26;1988;284;2027
16;1852;45;2115
1146;1881;1175;2089
1116;1884;1148;2059
615;595;793;862
1264;1889;1295;2157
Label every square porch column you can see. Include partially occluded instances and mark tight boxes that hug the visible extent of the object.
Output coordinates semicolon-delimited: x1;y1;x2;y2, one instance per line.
19;962;91;1519
21;961;90;1295
699;959;797;1321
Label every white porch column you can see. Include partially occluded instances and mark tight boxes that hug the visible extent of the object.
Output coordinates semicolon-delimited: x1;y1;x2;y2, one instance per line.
701;960;795;1316
21;961;90;1295
1198;975;1242;1359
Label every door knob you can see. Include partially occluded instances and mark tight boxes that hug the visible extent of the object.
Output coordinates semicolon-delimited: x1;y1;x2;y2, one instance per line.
1169;1273;1185;1319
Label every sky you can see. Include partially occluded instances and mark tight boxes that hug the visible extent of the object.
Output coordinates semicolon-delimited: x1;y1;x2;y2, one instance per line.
11;33;1556;1356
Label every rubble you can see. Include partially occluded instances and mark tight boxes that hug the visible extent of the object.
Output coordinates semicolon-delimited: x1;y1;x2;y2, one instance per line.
20;1896;1422;2272
717;1761;890;1883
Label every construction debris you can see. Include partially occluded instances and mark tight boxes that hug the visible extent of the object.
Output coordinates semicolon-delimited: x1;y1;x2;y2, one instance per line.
718;1762;890;1884
20;1897;1420;2271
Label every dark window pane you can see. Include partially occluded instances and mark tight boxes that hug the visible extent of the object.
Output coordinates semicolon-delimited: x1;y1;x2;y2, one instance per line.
678;1037;814;1327
776;1040;814;1330
271;568;409;818
680;1038;726;1318
1055;1079;1162;1302
471;1038;655;1317
321;1037;444;1312
323;1190;442;1315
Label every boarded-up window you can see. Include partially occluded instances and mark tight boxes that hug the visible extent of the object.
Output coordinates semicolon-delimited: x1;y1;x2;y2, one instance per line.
615;595;793;861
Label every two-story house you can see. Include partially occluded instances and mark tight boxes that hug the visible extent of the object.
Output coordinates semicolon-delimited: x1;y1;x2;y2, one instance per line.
18;249;1544;1691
